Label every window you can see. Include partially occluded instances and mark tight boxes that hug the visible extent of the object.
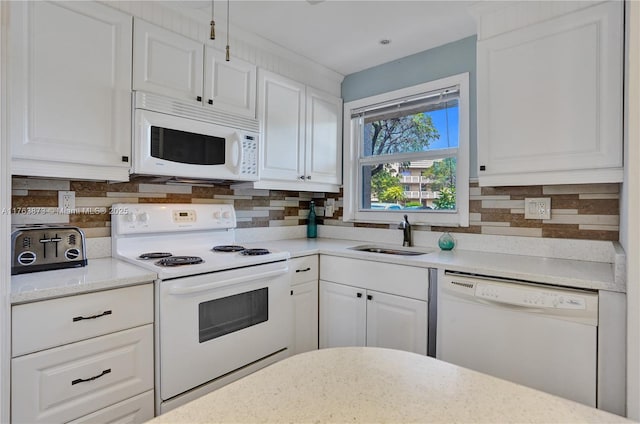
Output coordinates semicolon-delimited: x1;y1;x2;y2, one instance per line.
343;73;469;226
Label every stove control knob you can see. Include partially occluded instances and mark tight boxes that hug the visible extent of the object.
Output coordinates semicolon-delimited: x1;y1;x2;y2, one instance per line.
125;213;137;223
222;211;232;219
139;212;150;223
213;211;222;219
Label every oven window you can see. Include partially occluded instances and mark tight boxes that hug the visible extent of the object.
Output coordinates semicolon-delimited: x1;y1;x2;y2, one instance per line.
198;288;268;343
151;126;225;165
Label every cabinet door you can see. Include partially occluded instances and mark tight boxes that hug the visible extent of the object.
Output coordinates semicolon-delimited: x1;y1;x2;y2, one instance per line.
8;1;132;180
319;281;366;348
305;87;342;185
477;1;623;186
258;70;306;181
366;290;428;355
11;325;153;424
291;280;319;355
133;19;203;104
204;47;256;118
68;390;154;424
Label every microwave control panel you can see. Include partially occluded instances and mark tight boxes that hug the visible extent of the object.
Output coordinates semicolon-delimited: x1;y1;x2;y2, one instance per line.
240;135;258;176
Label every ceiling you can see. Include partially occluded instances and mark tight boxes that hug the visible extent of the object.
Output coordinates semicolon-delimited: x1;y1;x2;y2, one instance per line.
171;1;478;76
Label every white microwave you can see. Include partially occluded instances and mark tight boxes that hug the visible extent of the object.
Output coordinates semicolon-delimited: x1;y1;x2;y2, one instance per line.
132;92;259;181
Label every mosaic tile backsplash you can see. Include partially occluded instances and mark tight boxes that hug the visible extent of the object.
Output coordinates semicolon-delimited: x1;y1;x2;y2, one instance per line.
11;177;619;241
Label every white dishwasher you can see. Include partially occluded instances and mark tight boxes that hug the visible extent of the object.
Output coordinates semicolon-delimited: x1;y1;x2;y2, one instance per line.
436;270;598;407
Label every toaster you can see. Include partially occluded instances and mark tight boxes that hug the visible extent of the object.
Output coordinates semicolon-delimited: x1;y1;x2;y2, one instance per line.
11;225;88;275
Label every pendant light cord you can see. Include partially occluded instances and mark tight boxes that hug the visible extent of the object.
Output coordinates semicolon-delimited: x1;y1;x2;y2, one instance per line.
225;0;230;61
209;0;215;40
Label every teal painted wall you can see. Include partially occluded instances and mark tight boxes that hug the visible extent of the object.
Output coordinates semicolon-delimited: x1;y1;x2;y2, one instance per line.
341;36;478;177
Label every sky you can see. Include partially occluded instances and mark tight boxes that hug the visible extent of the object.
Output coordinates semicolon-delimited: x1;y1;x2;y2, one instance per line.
426;105;459;150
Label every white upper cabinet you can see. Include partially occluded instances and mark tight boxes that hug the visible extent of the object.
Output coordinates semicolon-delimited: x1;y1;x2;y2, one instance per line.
258;70;306;183
133;19;257;118
475;1;623;186
255;70;342;192
204;47;257;118
133;19;203;104
8;1;133;181
305;87;342;185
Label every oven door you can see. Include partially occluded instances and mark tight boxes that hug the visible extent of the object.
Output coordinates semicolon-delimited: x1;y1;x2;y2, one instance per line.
158;261;291;401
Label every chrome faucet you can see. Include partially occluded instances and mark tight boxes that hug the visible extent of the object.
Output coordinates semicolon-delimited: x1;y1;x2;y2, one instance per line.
398;214;412;247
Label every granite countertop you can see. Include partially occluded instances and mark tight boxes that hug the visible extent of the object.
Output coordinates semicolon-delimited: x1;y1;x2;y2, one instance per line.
246;238;622;292
148;347;631;424
10;257;157;304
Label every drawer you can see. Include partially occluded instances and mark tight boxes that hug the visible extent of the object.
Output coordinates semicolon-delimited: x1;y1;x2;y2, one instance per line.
68;390;154;424
11;325;154;424
320;255;428;300
290;255;318;285
12;284;153;357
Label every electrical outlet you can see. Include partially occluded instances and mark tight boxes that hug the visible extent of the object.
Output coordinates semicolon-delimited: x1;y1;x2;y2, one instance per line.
58;191;75;212
524;197;551;220
325;199;335;217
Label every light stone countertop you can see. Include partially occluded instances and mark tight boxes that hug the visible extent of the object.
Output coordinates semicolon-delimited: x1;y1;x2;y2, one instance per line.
245;238;622;292
10;257;157;304
11;235;621;304
148;347;632;424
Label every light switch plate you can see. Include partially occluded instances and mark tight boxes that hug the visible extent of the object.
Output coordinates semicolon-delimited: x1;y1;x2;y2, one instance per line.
524;197;551;220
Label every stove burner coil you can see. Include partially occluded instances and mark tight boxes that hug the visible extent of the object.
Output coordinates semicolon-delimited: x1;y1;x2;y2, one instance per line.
241;248;270;256
139;252;173;259
155;256;204;266
212;245;246;252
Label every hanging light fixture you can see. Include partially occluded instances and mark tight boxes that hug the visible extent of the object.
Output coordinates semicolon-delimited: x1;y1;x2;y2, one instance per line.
209;0;215;40
225;0;230;61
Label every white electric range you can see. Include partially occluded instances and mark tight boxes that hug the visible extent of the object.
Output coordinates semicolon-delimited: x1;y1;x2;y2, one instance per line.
111;203;292;414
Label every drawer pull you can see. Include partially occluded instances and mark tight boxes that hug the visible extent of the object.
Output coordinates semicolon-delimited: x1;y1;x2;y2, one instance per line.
295;267;311;273
71;368;111;385
72;310;112;322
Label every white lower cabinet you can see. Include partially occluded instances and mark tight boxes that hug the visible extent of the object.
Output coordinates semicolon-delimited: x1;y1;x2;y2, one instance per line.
319;256;429;355
11;284;154;424
68;390;154;424
290;256;319;355
319;281;366;347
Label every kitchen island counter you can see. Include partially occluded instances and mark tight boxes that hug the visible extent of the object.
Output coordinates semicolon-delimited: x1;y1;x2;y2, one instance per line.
148;347;630;423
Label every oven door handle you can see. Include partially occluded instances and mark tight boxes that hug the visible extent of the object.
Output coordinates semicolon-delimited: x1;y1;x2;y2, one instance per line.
167;268;288;295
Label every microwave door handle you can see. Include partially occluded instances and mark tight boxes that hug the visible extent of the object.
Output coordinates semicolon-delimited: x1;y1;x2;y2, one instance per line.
167;268;288;295
230;133;243;174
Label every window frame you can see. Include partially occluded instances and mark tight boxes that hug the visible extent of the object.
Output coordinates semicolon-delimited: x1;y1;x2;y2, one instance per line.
342;73;470;227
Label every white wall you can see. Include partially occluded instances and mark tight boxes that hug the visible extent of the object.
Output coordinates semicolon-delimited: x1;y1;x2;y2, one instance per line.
624;0;640;418
0;1;11;421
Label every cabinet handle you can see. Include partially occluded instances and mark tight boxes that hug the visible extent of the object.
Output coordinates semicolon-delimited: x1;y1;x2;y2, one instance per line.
290;290;294;296
197;96;202;102
71;368;111;385
299;175;305;180
208;99;213;105
295;267;311;273
306;176;311;180
367;294;373;300
356;292;363;298
480;165;486;171
72;310;112;322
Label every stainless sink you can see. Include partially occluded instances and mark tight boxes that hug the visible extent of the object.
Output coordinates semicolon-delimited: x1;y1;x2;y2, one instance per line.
348;244;433;256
